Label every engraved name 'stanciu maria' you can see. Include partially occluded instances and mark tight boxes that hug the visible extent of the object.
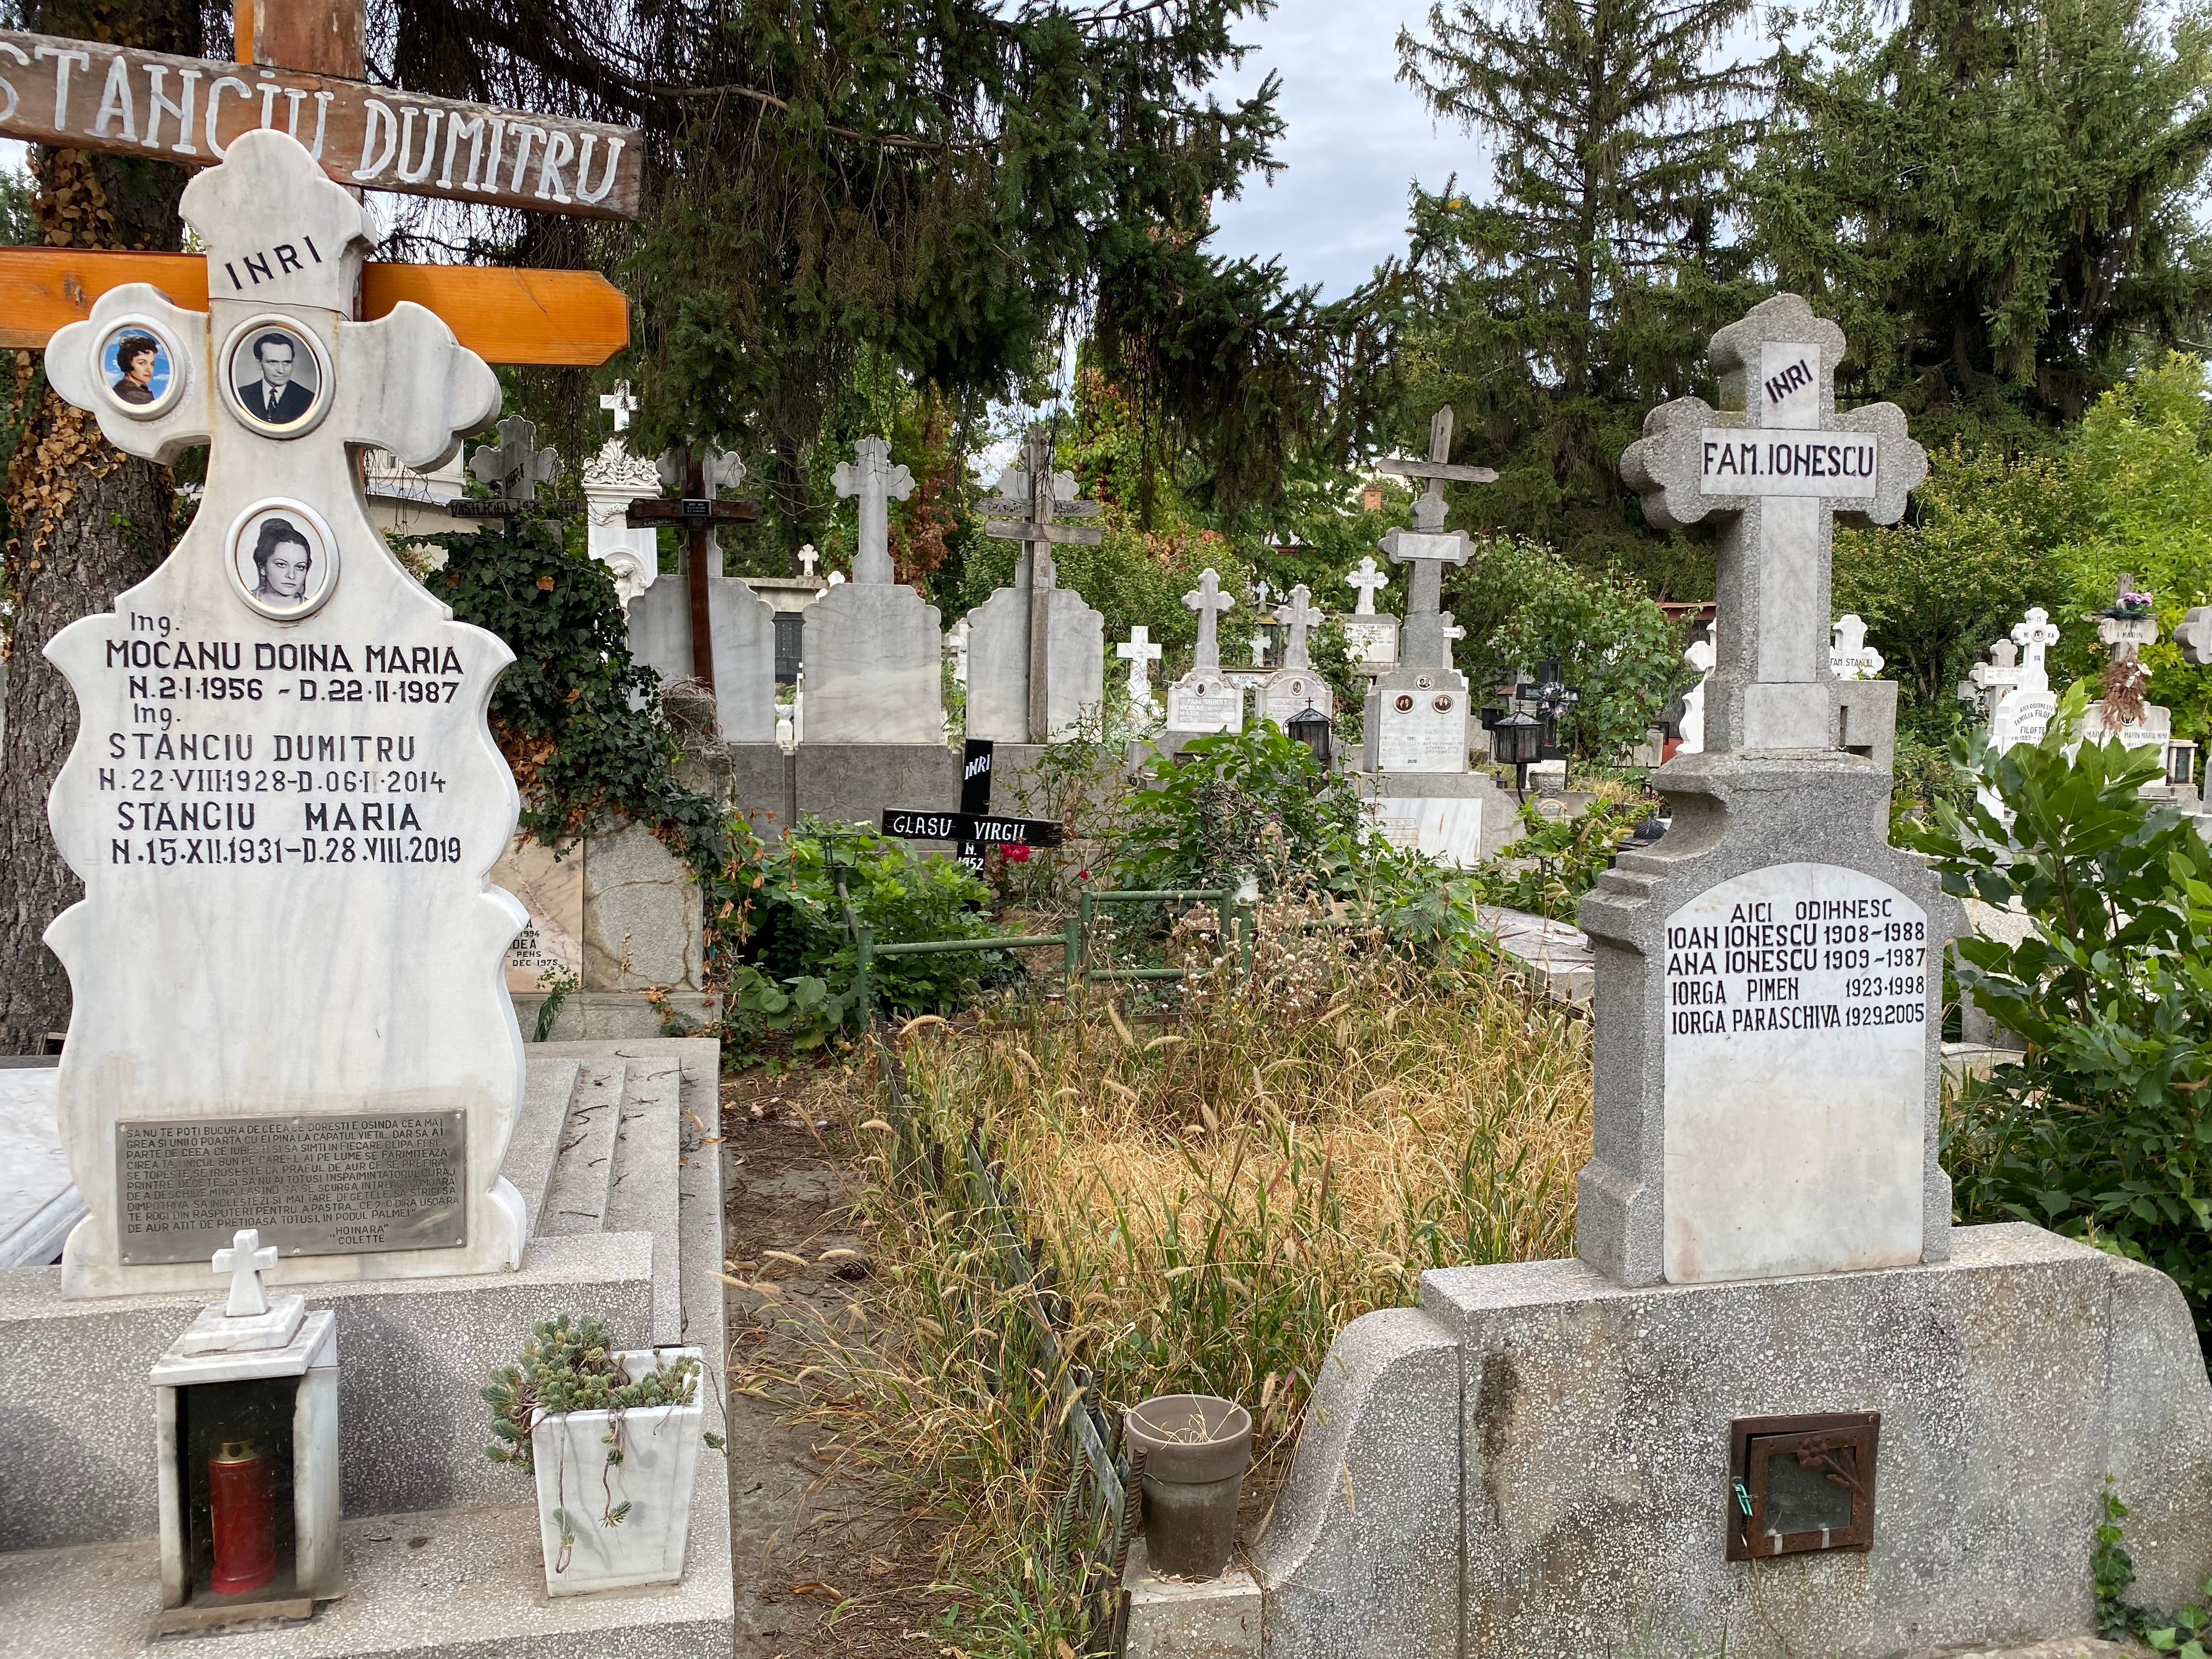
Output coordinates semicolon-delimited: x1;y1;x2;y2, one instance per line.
97;612;468;870
1666;891;1927;1037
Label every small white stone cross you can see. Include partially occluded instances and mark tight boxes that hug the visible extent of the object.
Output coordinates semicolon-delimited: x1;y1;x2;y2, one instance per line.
1254;579;1273;612
1966;638;2021;714
1441;612;1466;672
832;435;916;585
1830;614;1883;681
2012;607;2059;675
470;414;561;507
1279;584;1323;670
599;381;638;433
213;1228;278;1318
1621;295;1923;751
797;544;819;577
1184;568;1236;673
1345;556;1389;615
1118;624;1162;710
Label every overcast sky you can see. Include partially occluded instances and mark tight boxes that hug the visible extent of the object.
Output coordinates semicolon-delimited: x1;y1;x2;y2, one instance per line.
1206;0;1486;300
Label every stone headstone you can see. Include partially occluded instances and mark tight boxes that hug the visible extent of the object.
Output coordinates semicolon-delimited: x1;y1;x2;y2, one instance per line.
1340;556;1399;672
469;413;558;507
971;433;1107;742
583;381;659;607
1829;613;1883;680
627;545;778;743
1583;294;1953;1288
1116;624;1162;719
1259;585;1334;728
946;616;971;686
1164;568;1243;736
39;131;526;1297
1986;608;2058;755
493;833;586;994
802;436;943;744
1675;636;1714;756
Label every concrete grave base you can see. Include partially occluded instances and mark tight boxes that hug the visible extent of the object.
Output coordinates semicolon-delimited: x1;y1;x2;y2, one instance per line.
1358;768;1525;862
1252;1224;2212;1659
0;1040;731;1658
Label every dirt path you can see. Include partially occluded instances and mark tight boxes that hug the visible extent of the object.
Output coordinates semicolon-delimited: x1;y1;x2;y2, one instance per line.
720;1071;951;1658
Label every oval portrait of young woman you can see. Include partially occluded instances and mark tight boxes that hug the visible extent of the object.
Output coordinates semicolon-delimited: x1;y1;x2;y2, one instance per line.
227;499;339;621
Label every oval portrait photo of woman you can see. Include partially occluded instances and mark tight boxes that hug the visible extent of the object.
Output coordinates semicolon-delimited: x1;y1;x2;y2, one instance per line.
98;320;184;420
227;500;338;620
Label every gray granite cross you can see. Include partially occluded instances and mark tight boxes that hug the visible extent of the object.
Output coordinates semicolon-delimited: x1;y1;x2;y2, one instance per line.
832;435;915;585
1622;294;1923;751
1379;407;1496;668
983;431;1105;739
470;413;561;507
1279;584;1322;670
1184;567;1235;673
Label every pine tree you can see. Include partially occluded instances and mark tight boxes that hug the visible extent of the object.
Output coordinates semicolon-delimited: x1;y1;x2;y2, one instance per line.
1747;0;2212;439
1394;0;1769;591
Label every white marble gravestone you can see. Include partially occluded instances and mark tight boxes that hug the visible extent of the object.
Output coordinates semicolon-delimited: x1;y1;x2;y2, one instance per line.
40;131;523;1297
1675;635;1714;755
802;436;945;744
1117;624;1162;720
1164;568;1243;736
1584;294;1953;1287
1829;613;1883;680
583;381;660;607
1988;608;2059;754
1340;555;1398;671
1259;584;1334;727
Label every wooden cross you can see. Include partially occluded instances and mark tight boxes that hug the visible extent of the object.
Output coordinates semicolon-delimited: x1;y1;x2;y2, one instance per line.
626;443;759;690
1278;584;1322;670
1622;294;1923;751
1829;613;1883;681
1116;624;1161;708
1379;407;1494;669
0;2;635;368
981;431;1103;741
212;1227;278;1317
1345;556;1389;614
599;381;637;432
832;435;915;585
1183;567;1235;673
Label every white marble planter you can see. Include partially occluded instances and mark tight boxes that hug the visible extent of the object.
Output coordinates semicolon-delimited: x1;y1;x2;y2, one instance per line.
529;1346;704;1595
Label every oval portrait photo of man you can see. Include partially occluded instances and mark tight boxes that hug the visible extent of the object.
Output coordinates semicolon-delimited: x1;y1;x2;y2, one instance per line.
227;500;338;620
99;320;183;419
222;318;330;437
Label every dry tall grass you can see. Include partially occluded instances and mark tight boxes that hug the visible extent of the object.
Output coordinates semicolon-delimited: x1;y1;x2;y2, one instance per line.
749;916;1592;1656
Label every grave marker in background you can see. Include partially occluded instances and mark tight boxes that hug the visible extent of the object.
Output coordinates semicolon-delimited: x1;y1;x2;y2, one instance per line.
969;434;1106;742
1340;555;1398;672
802;436;944;744
1259;583;1332;729
1164;568;1242;737
1586;292;1948;1287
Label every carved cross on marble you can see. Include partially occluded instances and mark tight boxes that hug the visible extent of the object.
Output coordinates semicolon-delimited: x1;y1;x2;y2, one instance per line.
1279;584;1322;670
1829;613;1883;681
213;1228;279;1316
599;380;637;432
1345;556;1389;614
797;544;820;577
1379;407;1495;669
2012;607;2058;685
1118;624;1162;710
1965;638;2021;717
1184;568;1235;673
833;435;915;585
1622;294;1924;752
470;413;560;507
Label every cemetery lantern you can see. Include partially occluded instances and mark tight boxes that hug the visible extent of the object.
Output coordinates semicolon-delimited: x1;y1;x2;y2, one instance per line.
1492;707;1544;791
1518;658;1581;763
1287;701;1333;769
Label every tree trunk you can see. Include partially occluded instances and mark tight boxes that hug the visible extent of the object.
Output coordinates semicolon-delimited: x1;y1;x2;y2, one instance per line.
0;0;200;1053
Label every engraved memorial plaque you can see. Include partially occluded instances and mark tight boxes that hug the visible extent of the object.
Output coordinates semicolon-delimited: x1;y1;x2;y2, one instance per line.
1376;685;1469;772
1661;862;1928;1282
117;1112;466;1265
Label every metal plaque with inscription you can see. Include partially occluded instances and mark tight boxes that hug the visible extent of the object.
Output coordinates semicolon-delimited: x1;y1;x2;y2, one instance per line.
116;1111;467;1265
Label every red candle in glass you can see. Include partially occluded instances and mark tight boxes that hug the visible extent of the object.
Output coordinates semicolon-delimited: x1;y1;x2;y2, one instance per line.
207;1438;279;1595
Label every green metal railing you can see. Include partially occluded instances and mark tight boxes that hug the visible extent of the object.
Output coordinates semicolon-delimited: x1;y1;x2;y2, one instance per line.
847;885;1255;1027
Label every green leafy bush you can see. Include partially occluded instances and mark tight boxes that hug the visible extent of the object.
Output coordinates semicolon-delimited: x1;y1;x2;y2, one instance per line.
722;817;1016;1017
1469;796;1656;919
1915;684;2212;1333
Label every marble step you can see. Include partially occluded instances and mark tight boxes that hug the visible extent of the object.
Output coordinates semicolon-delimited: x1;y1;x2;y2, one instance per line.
603;1051;685;1346
536;1058;627;1237
503;1057;583;1237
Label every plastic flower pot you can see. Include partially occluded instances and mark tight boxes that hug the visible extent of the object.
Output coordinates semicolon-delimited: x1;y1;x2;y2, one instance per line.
1124;1393;1253;1580
529;1347;704;1595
